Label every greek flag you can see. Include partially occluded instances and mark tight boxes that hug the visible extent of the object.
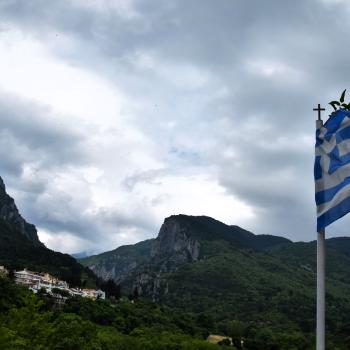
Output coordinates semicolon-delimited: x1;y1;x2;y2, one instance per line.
315;109;350;231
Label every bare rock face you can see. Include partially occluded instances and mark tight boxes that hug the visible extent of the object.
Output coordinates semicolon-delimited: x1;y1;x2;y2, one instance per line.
133;216;201;299
82;215;203;300
89;260;138;283
0;176;42;246
151;216;201;264
79;239;154;283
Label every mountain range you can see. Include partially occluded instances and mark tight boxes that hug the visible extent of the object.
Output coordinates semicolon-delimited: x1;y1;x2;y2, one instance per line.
80;215;350;338
2;174;350;345
0;176;97;287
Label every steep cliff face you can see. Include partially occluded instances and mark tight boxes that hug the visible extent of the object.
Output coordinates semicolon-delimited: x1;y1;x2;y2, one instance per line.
151;215;201;264
0;176;42;246
112;215;293;300
80;239;154;283
0;176;99;287
127;216;202;300
82;214;294;302
80;216;203;284
80;216;203;298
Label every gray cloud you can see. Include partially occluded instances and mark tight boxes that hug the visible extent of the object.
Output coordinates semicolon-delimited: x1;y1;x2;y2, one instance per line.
0;93;87;171
0;92;155;252
1;0;350;252
122;169;165;191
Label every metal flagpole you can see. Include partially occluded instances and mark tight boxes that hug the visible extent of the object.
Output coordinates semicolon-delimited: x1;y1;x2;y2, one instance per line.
317;229;325;350
314;104;326;350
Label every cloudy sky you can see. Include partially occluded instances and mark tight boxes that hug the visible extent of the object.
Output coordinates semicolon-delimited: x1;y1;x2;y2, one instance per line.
0;0;349;254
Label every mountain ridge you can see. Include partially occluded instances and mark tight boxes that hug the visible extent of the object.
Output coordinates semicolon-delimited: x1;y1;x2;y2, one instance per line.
80;214;293;284
0;176;42;246
80;214;350;338
2;176;350;345
0;176;98;287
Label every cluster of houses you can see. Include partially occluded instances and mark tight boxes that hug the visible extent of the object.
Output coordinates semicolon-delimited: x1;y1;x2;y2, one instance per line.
0;266;105;300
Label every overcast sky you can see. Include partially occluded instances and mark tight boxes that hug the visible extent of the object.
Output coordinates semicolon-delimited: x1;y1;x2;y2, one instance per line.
1;0;350;254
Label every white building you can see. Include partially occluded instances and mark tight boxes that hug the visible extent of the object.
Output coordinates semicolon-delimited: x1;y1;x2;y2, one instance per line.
15;269;41;287
82;288;106;300
14;268;105;300
14;269;66;294
0;266;8;275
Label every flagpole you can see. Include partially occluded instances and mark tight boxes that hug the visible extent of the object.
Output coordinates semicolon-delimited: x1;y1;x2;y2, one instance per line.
317;228;325;350
314;107;325;350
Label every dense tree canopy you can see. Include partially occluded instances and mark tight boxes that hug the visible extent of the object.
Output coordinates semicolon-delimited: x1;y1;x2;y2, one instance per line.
1;275;348;349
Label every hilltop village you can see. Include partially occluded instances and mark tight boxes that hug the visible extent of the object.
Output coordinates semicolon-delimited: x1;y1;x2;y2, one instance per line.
0;265;105;300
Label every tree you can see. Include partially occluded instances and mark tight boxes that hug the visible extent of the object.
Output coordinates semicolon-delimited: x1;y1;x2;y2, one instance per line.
52;288;70;298
101;279;121;300
133;287;139;301
48;313;100;350
218;338;231;346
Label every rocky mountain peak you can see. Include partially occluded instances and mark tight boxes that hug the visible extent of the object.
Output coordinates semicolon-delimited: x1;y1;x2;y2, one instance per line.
0;177;5;191
0;176;42;246
151;215;201;262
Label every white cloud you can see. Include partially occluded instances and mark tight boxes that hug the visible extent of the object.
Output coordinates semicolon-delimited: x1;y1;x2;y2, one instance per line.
2;0;350;253
71;0;140;19
0;27;123;126
38;228;92;254
145;174;255;226
130;50;210;90
246;59;303;83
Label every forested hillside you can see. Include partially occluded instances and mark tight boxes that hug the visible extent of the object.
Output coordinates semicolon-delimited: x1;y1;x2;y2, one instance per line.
0;276;232;350
0;176;98;288
2;171;350;348
0;218;98;288
81;215;350;348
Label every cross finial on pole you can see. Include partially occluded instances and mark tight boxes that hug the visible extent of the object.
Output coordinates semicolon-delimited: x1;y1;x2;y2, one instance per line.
314;102;326;350
313;104;325;121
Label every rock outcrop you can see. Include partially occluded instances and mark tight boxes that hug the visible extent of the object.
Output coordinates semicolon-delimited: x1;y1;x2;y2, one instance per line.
131;216;202;300
80;216;203;300
79;239;154;282
81;214;294;301
81;216;202;286
0;176;42;246
151;215;201;263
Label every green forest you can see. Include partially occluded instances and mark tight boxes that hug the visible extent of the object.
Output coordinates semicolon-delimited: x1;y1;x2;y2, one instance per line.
2;201;350;349
0;219;98;288
2;214;350;349
0;274;348;350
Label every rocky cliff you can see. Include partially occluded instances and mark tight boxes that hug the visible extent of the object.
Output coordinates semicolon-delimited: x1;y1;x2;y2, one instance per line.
80;239;154;283
0;176;42;246
128;216;202;300
80;215;203;285
151;215;201;266
81;214;294;301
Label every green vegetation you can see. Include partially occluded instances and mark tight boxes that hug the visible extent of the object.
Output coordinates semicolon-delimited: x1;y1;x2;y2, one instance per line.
0;218;98;287
146;240;350;348
329;89;349;111
0;276;226;350
1;272;349;349
79;215;350;348
3;209;350;348
80;239;154;281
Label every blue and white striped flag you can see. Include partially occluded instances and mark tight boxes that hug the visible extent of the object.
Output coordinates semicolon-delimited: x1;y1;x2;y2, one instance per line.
315;109;350;231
